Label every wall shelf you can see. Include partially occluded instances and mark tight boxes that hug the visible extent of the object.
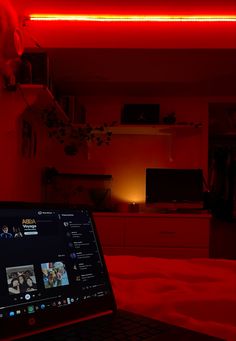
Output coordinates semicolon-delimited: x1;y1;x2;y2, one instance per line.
18;84;69;122
18;86;202;137
110;124;202;135
49;172;113;180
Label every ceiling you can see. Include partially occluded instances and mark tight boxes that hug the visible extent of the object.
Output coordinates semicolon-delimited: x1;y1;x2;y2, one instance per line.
8;0;236;96
12;0;236;15
44;48;236;96
8;0;236;49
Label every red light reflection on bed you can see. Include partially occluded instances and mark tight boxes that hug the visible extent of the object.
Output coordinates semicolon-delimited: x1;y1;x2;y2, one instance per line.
105;255;236;341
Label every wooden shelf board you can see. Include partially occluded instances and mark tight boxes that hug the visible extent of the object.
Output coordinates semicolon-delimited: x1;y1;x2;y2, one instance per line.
110;124;202;135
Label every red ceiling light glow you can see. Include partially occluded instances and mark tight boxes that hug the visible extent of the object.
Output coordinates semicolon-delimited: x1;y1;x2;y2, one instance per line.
29;14;236;22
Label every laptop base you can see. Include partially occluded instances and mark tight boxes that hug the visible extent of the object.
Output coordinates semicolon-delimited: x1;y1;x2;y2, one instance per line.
22;310;224;341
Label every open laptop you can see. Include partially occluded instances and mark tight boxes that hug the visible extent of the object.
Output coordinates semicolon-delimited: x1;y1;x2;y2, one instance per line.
0;202;223;340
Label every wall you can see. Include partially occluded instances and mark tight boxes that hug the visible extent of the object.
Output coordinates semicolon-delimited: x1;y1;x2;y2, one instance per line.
22;20;236;49
0;86;49;202
46;95;209;205
1;1;236;204
1;87;236;206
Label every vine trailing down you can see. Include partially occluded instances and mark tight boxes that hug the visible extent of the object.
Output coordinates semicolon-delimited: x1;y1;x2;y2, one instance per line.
42;105;116;155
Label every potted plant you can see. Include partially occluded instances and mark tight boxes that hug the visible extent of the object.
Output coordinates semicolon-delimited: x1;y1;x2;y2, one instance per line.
42;105;116;155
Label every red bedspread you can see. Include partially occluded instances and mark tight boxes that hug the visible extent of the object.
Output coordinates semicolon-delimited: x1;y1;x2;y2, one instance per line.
105;256;236;341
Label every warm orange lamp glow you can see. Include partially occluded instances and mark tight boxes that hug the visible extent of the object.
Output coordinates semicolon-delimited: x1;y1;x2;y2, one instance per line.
29;14;236;22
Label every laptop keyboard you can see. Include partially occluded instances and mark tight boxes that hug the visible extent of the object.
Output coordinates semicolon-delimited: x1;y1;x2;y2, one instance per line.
27;311;170;341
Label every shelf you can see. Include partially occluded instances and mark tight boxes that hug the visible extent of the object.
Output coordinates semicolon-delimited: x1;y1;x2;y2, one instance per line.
52;173;112;180
19;84;202;140
210;132;236;137
18;84;69;122
17;85;202;137
110;124;202;135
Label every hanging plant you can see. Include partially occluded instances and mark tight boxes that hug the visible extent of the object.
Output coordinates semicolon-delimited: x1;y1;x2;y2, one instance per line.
41;105;116;155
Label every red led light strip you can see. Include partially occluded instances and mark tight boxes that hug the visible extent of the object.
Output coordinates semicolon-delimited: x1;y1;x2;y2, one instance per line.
29;14;236;22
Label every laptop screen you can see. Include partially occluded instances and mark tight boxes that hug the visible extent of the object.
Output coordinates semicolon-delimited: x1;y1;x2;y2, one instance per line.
0;204;115;340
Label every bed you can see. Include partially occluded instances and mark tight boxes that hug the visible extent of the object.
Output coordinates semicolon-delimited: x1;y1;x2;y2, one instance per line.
105;256;236;341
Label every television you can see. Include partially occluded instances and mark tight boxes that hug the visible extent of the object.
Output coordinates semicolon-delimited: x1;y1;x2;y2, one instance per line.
121;104;160;124
146;168;204;208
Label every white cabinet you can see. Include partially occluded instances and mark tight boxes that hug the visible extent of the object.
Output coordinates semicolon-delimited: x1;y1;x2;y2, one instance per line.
94;212;211;258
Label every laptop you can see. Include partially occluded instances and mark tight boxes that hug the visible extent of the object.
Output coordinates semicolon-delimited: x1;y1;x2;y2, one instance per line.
0;202;223;340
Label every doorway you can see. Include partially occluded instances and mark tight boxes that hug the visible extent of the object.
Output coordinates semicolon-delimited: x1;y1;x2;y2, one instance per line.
208;102;236;221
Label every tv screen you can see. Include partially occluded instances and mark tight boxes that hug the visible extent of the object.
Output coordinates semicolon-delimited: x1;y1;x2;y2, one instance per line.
121;104;160;124
146;168;203;204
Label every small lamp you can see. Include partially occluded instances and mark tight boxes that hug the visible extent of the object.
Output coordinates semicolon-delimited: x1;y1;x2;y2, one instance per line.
128;202;140;213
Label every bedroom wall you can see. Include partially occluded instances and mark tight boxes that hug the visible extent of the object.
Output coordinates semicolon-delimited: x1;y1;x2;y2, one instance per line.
0;89;48;202
1;88;236;205
45;95;209;205
1;1;235;204
38;94;236;207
